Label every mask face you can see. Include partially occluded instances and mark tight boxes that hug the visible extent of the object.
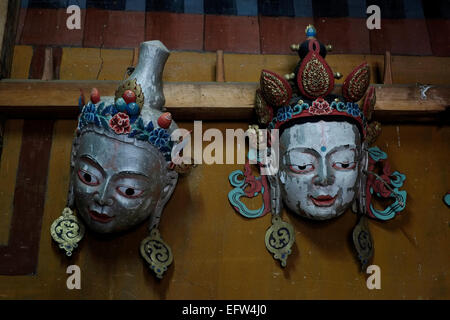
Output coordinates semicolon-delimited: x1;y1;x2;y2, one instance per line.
73;132;165;233
278;120;361;220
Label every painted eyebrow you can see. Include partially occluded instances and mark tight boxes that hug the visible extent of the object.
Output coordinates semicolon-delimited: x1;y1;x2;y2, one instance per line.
285;147;320;158
283;148;319;165
326;145;358;158
115;171;151;180
79;154;105;174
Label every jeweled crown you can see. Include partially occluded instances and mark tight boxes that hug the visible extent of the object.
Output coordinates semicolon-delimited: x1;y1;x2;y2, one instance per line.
255;25;375;139
76;41;176;161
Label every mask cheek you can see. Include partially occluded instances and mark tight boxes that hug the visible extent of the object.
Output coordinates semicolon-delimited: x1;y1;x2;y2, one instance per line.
281;173;311;210
74;177;94;196
113;194;156;226
73;180;96;214
334;170;359;206
341;189;356;208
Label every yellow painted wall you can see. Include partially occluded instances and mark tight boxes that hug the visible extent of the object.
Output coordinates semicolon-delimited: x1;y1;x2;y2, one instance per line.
0;48;449;299
0;120;448;299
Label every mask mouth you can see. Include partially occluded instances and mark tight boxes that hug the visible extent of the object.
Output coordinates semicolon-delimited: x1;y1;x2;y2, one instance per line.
309;194;337;207
89;210;114;223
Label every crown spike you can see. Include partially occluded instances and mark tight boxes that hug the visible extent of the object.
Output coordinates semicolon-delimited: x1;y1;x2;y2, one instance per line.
305;24;316;38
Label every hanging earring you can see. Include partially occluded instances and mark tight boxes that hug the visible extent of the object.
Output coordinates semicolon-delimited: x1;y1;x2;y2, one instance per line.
265;215;295;267
140;227;173;279
265;174;295;267
352;212;373;271
50;207;85;256
351;148;373;271
140;170;177;279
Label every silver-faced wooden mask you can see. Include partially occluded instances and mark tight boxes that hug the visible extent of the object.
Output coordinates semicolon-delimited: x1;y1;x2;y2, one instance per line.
228;25;407;270
278;120;362;220
51;41;185;278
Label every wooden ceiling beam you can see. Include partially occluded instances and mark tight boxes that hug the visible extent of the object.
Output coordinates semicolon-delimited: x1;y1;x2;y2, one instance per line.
0;80;448;121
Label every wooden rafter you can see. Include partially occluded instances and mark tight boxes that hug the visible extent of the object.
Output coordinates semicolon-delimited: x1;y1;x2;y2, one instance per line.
0;80;448;121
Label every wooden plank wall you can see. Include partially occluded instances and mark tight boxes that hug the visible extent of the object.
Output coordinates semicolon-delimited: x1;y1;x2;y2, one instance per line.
12;1;450;57
9;45;450;84
0;49;449;299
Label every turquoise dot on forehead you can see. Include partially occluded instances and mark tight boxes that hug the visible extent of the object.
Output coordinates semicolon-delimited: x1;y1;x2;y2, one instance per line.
321;146;326;152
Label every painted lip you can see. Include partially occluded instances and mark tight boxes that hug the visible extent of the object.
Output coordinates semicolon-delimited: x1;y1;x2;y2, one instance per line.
89;210;114;223
310;195;337;207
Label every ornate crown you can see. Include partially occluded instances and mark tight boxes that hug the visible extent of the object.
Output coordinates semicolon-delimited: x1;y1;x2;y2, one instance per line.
76;40;177;163
255;25;375;139
77;87;174;161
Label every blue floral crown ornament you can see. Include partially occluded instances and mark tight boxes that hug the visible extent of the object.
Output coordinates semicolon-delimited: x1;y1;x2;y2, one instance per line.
77;89;174;161
268;97;367;135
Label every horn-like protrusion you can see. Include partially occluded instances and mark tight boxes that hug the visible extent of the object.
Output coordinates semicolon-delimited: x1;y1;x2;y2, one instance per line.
290;43;300;51
363;86;376;120
255;89;273;125
297;39;335;99
260;69;293;107
116;41;170;111
342;62;370;102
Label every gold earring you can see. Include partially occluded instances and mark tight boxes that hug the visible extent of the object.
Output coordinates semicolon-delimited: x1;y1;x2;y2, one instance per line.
265;215;295;267
50;207;85;256
140;228;173;279
352;213;373;271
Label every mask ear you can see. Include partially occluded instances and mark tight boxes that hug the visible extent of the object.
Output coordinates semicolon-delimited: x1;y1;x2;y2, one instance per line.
67;174;75;208
267;174;282;215
355;143;369;214
149;169;178;230
67;138;79;208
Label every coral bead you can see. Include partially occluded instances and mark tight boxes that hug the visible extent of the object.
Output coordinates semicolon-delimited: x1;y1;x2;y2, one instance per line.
126;102;140;116
115;97;127;112
122;90;136;104
90;88;100;104
157;112;172;129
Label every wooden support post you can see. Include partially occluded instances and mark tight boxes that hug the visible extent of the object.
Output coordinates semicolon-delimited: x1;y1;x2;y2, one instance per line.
125;47;140;78
0;0;21;79
132;47;140;67
216;50;225;82
41;48;54;81
383;51;393;85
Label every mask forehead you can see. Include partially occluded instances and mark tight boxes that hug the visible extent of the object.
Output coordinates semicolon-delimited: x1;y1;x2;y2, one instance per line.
280;121;360;155
77;132;163;177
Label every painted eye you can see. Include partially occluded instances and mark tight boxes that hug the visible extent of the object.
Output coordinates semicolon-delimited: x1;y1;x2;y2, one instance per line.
117;186;144;199
332;162;356;170
289;164;314;173
77;169;100;186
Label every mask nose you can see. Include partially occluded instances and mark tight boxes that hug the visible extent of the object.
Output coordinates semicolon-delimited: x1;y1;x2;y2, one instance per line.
313;159;335;186
94;182;113;206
